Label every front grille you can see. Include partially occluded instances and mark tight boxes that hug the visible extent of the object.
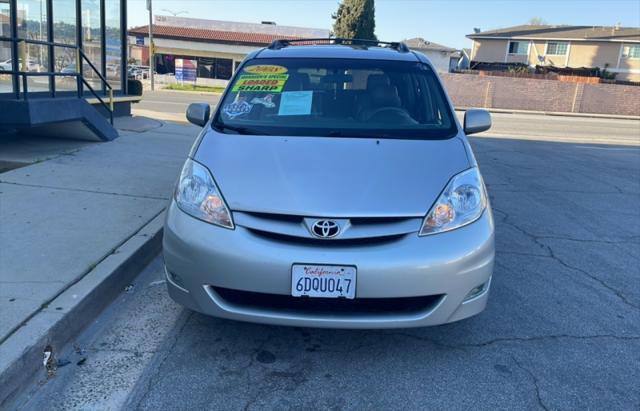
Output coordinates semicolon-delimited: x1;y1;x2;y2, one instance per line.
241;211;303;224
212;287;444;316
235;211;422;245
247;228;406;246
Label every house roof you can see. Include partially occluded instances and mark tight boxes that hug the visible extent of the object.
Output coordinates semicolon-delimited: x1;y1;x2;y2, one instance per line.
403;37;457;53
128;25;309;46
467;25;640;42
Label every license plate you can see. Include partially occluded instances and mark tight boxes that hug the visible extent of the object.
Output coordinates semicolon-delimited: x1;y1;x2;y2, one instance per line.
291;264;356;299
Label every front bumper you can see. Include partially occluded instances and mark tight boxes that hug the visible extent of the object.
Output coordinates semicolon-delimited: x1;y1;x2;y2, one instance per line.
163;201;495;329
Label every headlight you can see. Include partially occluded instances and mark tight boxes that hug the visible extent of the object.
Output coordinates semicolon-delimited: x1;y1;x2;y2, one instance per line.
420;167;487;236
174;158;234;229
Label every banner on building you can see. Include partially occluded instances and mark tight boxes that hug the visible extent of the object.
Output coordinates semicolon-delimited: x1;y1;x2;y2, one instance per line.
175;59;197;83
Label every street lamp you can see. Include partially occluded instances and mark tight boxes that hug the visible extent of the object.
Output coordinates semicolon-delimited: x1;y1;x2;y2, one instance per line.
146;0;154;90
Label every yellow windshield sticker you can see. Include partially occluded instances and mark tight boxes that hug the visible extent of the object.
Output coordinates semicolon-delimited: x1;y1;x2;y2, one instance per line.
243;65;288;74
232;74;289;93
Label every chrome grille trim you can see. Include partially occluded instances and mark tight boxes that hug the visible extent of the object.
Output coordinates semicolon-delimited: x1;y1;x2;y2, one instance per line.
233;211;422;240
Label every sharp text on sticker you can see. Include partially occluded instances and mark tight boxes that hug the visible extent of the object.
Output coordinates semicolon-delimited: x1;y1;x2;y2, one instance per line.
232;74;289;93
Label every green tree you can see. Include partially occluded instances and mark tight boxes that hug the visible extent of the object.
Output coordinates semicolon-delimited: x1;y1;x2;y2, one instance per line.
332;0;377;40
527;17;547;25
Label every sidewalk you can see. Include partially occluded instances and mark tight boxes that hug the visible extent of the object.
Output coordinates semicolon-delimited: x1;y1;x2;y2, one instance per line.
0;117;199;405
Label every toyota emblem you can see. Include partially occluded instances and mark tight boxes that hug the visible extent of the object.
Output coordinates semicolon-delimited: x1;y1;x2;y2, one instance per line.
311;220;340;238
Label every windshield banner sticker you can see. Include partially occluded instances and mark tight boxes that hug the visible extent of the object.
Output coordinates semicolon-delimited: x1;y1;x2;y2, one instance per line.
222;100;253;118
250;94;276;108
278;91;313;116
243;65;288;74
232;74;289;93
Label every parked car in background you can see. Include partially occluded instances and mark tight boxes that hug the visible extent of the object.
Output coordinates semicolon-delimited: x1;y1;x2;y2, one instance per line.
164;39;495;329
128;65;154;80
0;58;43;72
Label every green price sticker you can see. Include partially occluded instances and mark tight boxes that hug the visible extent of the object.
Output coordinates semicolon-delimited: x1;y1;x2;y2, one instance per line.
232;74;289;93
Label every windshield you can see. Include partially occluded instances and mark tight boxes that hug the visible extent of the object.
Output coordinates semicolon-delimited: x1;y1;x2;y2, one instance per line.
213;57;457;139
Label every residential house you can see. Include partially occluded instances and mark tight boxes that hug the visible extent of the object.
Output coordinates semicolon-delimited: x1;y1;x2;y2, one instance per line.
467;25;640;81
404;38;459;73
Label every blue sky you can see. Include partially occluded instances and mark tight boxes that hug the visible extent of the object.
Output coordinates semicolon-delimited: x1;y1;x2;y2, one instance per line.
127;0;640;49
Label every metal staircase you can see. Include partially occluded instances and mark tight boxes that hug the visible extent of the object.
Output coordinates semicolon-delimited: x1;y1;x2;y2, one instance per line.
0;37;118;141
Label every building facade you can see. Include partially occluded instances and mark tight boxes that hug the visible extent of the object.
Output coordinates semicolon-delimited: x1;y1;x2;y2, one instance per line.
0;0;130;141
128;16;330;87
403;37;459;73
0;0;128;97
467;25;640;81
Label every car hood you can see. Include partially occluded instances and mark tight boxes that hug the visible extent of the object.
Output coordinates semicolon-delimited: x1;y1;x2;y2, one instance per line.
194;131;470;217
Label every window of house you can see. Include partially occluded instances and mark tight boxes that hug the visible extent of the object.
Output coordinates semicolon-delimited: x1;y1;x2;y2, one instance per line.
508;41;527;55
546;41;569;55
623;45;640;59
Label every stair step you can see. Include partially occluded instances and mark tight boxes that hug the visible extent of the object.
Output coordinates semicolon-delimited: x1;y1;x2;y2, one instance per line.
0;97;118;141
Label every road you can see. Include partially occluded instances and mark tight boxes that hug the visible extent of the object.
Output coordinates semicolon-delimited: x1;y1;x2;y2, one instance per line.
133;90;640;146
132;90;221;122
15;113;640;410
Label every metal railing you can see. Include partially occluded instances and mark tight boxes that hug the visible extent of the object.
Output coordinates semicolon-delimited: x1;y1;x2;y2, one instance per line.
0;37;114;125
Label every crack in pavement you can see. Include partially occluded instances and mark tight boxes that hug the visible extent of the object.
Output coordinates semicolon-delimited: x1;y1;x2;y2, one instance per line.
492;207;640;310
131;310;193;409
0;180;169;201
388;332;640;350
511;355;550;411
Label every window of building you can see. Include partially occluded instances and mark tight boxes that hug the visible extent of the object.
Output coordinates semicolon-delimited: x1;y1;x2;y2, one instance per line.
105;0;122;90
17;0;49;91
216;58;232;80
0;0;11;94
1;0;125;98
195;56;233;80
623;44;640;59
508;41;527;55
81;0;102;92
53;0;77;91
546;42;568;55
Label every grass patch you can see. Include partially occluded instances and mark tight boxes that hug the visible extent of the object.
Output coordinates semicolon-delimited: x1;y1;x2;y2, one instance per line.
164;83;226;93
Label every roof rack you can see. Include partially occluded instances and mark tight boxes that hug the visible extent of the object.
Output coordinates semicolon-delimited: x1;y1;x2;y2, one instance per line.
267;37;410;53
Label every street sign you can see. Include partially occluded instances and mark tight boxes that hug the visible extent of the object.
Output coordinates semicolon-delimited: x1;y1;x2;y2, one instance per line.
175;58;197;83
135;35;144;46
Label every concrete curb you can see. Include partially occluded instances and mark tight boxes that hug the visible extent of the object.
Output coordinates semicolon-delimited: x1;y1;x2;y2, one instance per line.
455;106;640;121
0;212;165;407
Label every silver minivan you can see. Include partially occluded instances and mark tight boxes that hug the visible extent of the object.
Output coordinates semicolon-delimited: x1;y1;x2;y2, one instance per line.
163;39;494;329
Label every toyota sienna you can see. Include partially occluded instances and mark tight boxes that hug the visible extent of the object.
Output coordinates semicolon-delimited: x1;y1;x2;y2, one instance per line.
163;38;495;329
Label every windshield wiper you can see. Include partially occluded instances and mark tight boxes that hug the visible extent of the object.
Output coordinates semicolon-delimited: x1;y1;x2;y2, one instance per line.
213;122;268;135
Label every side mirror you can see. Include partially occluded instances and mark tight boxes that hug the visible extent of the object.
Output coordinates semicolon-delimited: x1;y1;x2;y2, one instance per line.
464;109;491;135
186;103;211;127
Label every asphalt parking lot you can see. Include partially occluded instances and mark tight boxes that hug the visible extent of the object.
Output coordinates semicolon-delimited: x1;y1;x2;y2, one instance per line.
17;120;640;410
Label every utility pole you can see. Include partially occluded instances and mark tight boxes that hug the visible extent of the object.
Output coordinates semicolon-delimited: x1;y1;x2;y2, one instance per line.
147;0;155;90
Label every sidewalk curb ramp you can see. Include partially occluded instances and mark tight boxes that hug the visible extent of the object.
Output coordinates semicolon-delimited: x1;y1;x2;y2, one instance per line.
0;213;165;407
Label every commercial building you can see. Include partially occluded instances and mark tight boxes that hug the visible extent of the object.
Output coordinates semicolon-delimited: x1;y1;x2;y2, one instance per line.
0;0;131;140
467;24;640;81
128;16;330;86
